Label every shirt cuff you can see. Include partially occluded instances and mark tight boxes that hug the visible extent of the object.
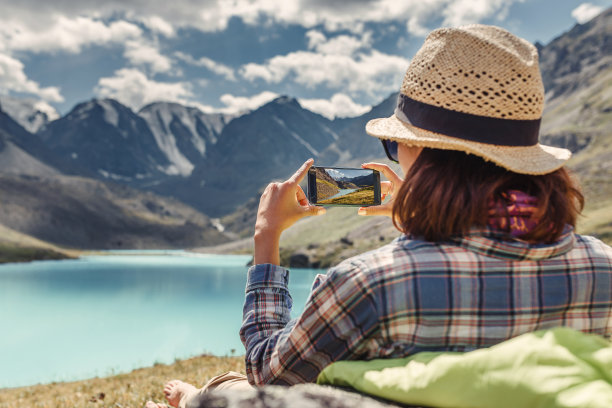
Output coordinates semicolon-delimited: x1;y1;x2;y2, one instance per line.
246;263;290;292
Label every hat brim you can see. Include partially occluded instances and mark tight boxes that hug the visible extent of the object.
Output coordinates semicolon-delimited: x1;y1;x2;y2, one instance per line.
366;114;570;175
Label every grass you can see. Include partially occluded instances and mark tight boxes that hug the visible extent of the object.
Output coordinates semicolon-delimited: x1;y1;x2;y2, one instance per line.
579;199;612;245
315;179;339;200
0;355;245;408
0;223;78;263
280;207;376;247
317;186;376;205
0;244;72;264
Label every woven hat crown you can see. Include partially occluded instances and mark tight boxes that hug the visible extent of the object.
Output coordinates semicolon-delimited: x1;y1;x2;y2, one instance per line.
402;25;544;120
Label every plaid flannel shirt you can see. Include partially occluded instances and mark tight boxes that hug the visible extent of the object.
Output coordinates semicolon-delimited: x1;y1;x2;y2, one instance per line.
240;227;612;385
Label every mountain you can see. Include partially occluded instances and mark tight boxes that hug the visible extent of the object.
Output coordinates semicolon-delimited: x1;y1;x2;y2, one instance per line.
538;8;612;100
538;7;612;222
138;102;235;176
0;103;232;250
0;107;89;176
38;99;172;182
0;95;59;133
153;96;340;216
0;173;230;249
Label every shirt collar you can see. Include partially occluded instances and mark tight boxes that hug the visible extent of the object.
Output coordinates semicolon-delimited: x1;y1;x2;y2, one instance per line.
399;225;576;261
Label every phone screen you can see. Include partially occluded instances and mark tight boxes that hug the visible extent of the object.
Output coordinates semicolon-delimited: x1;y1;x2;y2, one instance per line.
307;166;381;206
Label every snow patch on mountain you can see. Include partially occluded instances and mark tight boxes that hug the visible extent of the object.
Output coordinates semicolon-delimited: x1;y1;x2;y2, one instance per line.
271;115;319;156
139;102;236;177
0;95;59;133
98;99;120;128
139;104;196;176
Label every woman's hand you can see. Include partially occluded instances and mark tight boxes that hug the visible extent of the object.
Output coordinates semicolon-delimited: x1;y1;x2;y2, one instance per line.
357;162;404;219
253;158;326;265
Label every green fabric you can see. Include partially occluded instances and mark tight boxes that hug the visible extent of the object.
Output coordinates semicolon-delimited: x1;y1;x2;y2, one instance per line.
317;328;612;408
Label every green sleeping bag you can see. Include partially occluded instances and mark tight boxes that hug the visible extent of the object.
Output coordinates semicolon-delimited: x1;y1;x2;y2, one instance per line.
317;328;612;408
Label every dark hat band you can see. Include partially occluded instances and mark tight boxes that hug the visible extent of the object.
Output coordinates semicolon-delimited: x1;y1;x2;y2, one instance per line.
395;94;541;147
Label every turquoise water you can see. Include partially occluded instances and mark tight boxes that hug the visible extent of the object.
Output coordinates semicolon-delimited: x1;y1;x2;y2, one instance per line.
0;252;324;388
323;188;355;201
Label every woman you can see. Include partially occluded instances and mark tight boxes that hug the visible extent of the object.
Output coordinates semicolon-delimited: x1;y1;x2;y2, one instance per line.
147;24;612;408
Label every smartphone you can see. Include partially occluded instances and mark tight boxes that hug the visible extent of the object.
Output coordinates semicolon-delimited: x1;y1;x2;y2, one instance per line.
307;166;381;206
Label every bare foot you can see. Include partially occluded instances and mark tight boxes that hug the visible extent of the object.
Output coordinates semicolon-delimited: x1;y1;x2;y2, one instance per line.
163;380;198;408
144;402;167;408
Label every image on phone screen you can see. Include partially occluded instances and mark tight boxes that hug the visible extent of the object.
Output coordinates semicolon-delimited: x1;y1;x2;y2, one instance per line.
307;167;381;206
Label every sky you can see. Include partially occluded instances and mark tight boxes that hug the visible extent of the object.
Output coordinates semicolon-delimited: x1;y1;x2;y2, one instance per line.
327;168;372;180
0;0;610;119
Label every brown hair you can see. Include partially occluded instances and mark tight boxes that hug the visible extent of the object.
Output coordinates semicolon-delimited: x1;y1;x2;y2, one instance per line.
392;148;584;243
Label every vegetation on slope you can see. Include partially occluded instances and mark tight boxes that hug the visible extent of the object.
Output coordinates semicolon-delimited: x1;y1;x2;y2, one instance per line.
0;223;75;263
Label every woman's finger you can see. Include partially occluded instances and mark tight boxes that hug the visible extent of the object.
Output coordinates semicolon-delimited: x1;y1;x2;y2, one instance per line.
296;185;308;206
362;162;403;185
288;158;314;184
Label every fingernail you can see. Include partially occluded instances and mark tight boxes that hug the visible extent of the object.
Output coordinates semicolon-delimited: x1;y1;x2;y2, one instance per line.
317;207;326;215
358;208;366;215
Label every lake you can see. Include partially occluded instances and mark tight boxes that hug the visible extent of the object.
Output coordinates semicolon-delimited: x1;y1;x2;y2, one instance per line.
0;252;324;388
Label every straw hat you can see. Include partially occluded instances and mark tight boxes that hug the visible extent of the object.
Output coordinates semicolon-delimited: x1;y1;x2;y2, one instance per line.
366;24;570;175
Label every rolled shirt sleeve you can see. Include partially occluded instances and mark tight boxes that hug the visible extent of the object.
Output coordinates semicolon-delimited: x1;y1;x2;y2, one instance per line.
240;261;379;385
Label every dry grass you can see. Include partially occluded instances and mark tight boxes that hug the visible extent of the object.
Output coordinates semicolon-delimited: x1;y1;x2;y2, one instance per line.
0;355;245;408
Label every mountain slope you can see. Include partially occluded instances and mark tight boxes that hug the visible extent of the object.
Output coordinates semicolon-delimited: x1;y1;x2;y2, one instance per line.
539;7;612;221
0;107;88;176
538;8;612;99
138;102;234;176
0;222;74;263
0;173;230;249
38;99;171;182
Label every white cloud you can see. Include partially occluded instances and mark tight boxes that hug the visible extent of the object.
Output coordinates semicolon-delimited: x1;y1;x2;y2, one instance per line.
188;91;279;115
94;68;192;110
219;91;279;113
442;0;513;28
571;3;603;24
124;40;172;74
0;53;63;102
241;49;409;98
33;100;60;120
299;93;370;119
175;52;236;81
305;30;372;56
0;16;142;54
139;16;175;37
0;0;524;38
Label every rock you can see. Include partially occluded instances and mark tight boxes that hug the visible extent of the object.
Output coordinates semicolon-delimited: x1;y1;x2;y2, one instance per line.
289;252;310;268
340;237;353;246
192;384;408;408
